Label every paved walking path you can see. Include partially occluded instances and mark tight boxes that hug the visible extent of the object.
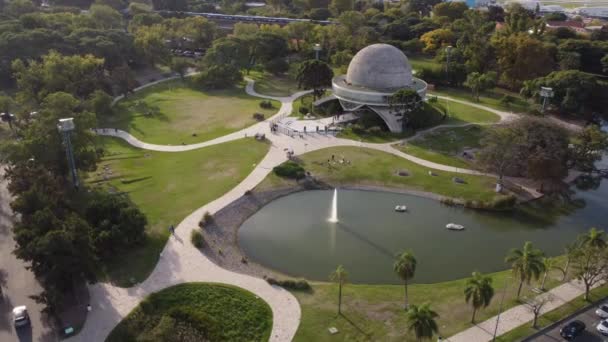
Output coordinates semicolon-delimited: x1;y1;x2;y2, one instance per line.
69;147;300;342
446;279;603;342
81;76;546;341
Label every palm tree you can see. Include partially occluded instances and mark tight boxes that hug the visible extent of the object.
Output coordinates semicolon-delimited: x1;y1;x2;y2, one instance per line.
540;257;556;290
329;265;348;315
464;272;494;323
561;242;578;281
406;303;439;341
580;227;607;249
505;241;545;299
394;251;417;309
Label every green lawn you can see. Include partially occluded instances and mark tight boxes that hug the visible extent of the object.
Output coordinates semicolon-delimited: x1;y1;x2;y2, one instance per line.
103;79;280;145
409;55;441;72
260;146;505;203
336;100;497;144
88;137;270;286
107;283;272;342
248;71;299;97
395;125;487;168
497;284;608;342
293;267;565;341
338;128;415;144
438;100;500;124
431;87;531;114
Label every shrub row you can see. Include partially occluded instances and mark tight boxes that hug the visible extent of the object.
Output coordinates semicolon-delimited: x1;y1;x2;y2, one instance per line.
266;278;311;291
191;230;204;249
273;161;305;180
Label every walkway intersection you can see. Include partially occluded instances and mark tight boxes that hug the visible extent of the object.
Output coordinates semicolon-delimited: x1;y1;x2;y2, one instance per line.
77;77;575;341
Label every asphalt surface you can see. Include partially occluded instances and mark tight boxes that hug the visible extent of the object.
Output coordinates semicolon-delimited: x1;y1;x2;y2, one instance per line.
0;171;57;342
530;300;608;342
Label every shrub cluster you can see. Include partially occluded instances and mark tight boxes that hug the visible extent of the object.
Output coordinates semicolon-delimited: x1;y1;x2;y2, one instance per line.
198;211;213;228
464;195;517;210
252;112;265;121
273;161;305;179
190;230;204;249
266;278;311;291
259;100;273;109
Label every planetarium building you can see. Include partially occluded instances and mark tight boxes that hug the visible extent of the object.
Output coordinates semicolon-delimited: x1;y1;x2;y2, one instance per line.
332;43;427;133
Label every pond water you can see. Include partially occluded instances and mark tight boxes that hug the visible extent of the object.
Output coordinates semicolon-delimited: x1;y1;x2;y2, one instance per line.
239;154;608;284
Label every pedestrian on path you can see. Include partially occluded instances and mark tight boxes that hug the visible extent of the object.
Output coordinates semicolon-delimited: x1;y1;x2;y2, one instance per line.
168;225;175;235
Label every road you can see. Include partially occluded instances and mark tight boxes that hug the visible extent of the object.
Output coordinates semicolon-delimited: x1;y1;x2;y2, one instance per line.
529;300;608;342
0;170;57;342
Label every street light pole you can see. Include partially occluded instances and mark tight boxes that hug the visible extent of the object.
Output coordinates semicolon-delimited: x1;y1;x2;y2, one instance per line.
57;118;79;189
540;86;554;113
445;45;453;117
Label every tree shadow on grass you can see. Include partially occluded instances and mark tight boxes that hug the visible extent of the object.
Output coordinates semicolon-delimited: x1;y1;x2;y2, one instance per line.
338;313;373;339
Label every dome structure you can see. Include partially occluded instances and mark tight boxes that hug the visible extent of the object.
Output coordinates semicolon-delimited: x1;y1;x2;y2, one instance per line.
331;43;427;133
345;44;413;91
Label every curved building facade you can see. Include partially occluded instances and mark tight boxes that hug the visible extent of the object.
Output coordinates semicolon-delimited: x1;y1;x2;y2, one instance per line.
332;44;427;132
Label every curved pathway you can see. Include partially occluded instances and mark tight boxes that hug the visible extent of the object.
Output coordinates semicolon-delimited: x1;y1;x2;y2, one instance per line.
80;77;538;342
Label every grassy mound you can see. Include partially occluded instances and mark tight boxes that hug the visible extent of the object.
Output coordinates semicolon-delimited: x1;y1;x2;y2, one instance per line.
104;79;279;144
107;283;272;342
88;137;270;286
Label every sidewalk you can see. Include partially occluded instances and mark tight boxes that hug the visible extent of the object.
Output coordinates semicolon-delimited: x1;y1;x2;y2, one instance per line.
446;280;602;342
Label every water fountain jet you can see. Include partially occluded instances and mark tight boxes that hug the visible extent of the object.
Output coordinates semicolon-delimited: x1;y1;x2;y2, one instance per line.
328;188;338;223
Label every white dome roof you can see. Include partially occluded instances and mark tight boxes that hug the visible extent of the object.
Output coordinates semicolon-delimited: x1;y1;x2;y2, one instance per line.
345;44;413;91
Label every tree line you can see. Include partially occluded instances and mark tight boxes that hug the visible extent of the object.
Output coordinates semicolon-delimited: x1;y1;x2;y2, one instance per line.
330;227;608;340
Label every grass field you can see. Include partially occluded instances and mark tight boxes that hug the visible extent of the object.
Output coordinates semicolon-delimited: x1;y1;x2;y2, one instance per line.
409;55;441;72
107;283;272;342
248;71;299;97
259;146;506;203
497;284;608;341
104;79;280;145
395;125;488;168
439;100;501;124
431;87;531;114
88;137;270;286
293;266;565;341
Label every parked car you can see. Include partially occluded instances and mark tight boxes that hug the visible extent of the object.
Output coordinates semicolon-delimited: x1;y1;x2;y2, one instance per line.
596;304;608;318
596;319;608;336
12;306;30;327
560;320;586;340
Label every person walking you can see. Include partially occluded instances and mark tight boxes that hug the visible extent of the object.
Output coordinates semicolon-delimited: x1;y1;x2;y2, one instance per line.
168;225;175;235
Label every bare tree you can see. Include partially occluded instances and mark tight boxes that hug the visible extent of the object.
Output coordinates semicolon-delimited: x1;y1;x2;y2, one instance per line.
525;294;553;328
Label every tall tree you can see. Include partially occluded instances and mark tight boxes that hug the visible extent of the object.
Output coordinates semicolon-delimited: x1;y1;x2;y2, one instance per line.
580;227;607;250
394;251;417;309
12;51;106;104
464;272;494;323
296;60;334;101
492;33;553;89
505;241;545;298
521;70;600;118
463;72;497;102
388;89;423;129
571;240;608;301
570;126;608;172
539;258;555;290
406;304;439;342
329;265;348;315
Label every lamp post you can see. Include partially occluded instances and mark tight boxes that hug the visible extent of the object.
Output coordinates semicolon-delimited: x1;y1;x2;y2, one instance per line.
314;43;322;60
57;118;79;189
445;45;453;117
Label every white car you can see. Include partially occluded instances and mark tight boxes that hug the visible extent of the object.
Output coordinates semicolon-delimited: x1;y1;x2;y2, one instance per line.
12;306;30;327
597;304;608;318
597;319;608;336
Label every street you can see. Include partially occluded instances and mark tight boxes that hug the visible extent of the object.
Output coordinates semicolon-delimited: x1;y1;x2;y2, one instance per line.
0;170;57;342
530;300;608;342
